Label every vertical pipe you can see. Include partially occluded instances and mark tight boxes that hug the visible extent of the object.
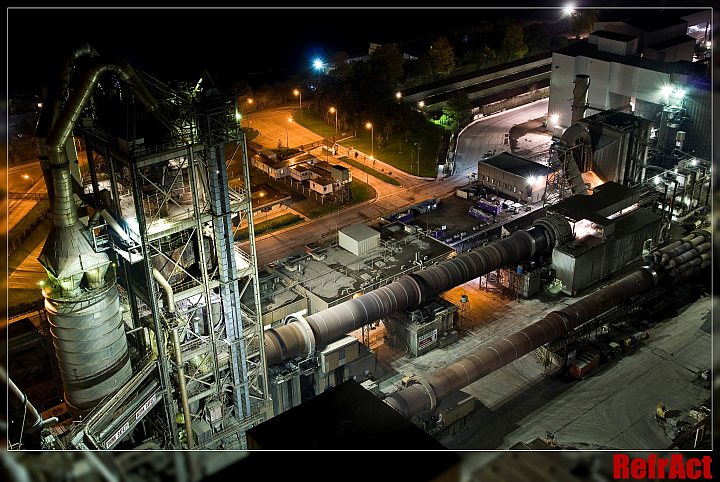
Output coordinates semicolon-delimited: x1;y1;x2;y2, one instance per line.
171;329;193;448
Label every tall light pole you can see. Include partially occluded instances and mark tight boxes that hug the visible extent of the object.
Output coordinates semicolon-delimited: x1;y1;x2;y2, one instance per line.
244;98;254;128
293;89;302;119
329;107;338;140
416;143;421;176
286;117;293;154
366;122;374;167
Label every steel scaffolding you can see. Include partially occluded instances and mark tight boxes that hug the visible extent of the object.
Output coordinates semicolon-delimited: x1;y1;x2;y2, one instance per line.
73;73;271;449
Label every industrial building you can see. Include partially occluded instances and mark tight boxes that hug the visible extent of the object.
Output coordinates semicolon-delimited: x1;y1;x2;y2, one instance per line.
7;23;711;454
477;152;552;204
547;10;711;160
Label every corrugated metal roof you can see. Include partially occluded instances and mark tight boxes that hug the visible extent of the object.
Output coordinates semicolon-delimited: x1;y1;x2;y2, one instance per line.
481;152;552;178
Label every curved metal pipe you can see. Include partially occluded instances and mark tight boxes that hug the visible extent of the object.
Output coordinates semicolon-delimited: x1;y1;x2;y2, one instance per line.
153;268;175;314
384;267;659;418
265;215;572;365
36;43;99;199
171;329;193;448
3;366;58;448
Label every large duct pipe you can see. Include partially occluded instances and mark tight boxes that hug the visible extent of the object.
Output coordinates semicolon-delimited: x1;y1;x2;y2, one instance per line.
153;268;176;314
559;124;591;195
171;329;193;448
265;214;574;365
571;74;590;123
384;266;659;418
35;43;99;199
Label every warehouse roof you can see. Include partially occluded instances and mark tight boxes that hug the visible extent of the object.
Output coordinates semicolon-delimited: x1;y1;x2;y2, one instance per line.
591;29;637;43
549;181;640;225
480;152;552;179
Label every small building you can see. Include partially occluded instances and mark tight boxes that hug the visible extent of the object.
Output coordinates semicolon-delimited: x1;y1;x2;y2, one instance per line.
477;152;552;204
309;176;334;196
338;224;380;256
330;164;351;184
384;298;458;358
549;181;661;295
251;155;290;180
289;163;313;182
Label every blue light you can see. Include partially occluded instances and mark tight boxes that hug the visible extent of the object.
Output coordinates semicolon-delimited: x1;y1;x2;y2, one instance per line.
312;58;324;71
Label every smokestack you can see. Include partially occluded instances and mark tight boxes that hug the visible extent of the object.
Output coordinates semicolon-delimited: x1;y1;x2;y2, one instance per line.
571;74;590;123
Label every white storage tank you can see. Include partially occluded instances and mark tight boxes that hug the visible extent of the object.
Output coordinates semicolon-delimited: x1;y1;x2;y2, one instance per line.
338;224;380;256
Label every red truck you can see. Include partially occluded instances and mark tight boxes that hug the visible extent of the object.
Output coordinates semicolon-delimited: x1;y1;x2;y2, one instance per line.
569;352;600;379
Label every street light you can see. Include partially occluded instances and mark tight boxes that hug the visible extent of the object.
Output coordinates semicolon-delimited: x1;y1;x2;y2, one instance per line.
329;107;338;140
413;143;421;176
366;122;374;166
286;117;293;154
22;174;33;188
293;89;302;119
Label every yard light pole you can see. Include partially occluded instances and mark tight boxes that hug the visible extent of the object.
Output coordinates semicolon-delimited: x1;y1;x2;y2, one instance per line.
286;117;293;154
329;107;338;140
366;122;374;167
294;89;302;119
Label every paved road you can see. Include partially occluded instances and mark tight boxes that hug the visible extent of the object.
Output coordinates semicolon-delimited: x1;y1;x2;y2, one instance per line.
6;163;45;231
242;100;551;265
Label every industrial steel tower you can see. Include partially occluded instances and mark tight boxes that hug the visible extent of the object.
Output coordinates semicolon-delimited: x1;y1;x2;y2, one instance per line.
37;51;271;449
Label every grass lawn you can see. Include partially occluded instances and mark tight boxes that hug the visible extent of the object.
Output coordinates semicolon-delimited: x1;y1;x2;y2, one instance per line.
307;180;375;218
236;213;304;240
338;156;401;186
294;109;443;177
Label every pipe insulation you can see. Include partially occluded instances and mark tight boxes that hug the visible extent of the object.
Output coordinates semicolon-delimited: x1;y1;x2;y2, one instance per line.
383;266;659;418
265;214;574;365
153;268;176;314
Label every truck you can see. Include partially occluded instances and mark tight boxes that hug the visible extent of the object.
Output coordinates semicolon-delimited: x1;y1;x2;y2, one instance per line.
476;200;502;216
468;207;491;224
569;351;600;379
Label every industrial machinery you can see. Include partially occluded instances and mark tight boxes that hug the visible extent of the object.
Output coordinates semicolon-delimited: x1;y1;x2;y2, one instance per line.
21;45;271;450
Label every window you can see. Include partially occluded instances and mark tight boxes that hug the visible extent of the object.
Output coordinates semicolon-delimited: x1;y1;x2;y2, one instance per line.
338;348;346;360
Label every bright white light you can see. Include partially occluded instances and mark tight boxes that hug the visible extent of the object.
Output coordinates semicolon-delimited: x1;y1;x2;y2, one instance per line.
653;176;661;185
706;41;712;49
312;58;324;71
563;5;575;16
674;88;686;99
550;114;559;126
396;92;402;99
691;158;698;166
660;84;673;99
527;176;538;185
418;100;425;108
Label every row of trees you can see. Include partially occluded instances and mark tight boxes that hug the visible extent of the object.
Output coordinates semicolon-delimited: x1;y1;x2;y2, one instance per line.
233;12;599;150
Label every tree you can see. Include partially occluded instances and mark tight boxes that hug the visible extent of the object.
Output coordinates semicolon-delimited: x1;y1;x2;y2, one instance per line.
500;24;528;61
443;92;472;130
370;43;405;87
425;36;456;78
570;10;599;39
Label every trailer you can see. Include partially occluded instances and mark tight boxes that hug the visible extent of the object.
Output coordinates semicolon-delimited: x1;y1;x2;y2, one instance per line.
476;200;502;216
569;352;600;379
468;207;491;224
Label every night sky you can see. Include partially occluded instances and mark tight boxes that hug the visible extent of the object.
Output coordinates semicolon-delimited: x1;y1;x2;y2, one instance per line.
7;5;715;94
